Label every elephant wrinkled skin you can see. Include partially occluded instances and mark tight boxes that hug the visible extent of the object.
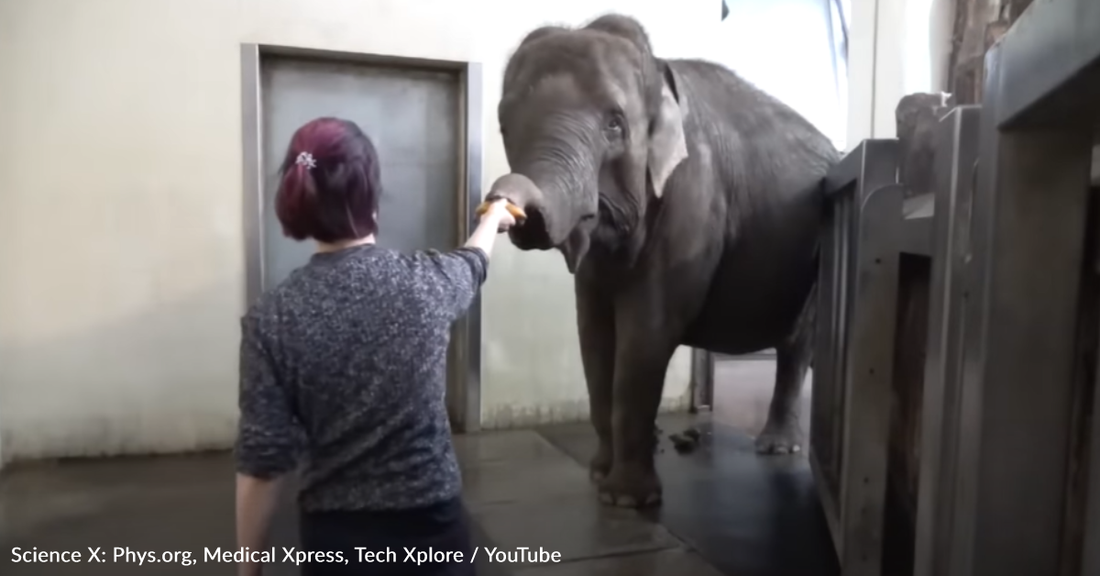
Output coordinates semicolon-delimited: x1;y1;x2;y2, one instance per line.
488;14;838;508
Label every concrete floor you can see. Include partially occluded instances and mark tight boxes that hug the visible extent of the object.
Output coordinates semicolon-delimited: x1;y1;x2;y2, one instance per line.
0;357;837;575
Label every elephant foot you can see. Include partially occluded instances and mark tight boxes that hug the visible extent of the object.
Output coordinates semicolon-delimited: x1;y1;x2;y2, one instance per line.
754;419;803;455
589;447;612;483
597;465;662;508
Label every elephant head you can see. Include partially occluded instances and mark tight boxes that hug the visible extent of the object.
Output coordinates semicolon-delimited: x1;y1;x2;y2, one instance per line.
487;14;689;273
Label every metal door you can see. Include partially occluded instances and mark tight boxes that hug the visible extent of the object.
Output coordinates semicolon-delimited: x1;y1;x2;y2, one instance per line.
253;54;469;426
260;57;459;287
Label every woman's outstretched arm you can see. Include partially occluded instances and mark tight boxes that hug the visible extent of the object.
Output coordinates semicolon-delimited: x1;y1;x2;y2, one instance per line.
406;199;517;320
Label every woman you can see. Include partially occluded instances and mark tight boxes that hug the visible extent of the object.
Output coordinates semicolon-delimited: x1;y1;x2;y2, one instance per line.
234;117;516;576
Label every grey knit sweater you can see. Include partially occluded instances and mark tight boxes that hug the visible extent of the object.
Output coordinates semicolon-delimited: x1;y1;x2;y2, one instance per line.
234;244;487;512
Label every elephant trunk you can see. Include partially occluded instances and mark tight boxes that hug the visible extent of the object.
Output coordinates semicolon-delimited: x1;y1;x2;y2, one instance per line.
486;167;589;253
488;126;600;271
485;173;550;248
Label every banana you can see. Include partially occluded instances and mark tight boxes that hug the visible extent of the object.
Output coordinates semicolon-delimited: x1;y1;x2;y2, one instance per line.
475;200;527;221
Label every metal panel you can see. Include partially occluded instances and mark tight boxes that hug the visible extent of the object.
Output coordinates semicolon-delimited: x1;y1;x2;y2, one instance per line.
690;348;714;412
1092;143;1099;186
1084;291;1100;576
912;105;981;576
455;62;484;433
834;145;900;490
992;0;1100;129
1085;293;1100;576
812;139;901;569
950;19;1095;573
261;59;461;285
241;44;264;309
813;176;845;549
239;44;485;433
839;182;905;576
897;215;933;257
900;194;935;258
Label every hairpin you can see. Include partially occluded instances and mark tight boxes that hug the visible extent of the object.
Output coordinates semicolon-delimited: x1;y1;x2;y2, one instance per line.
295;151;317;170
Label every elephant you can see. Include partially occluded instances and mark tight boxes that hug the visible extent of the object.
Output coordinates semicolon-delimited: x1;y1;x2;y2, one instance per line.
487;14;839;507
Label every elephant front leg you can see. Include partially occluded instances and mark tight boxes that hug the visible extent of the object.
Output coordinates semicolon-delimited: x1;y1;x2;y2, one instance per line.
577;285;616;482
598;327;678;508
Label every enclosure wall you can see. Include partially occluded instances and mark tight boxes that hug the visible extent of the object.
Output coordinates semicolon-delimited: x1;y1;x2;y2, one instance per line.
0;0;726;462
0;0;856;463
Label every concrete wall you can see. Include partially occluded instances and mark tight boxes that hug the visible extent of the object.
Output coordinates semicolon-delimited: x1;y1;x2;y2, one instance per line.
715;0;849;148
0;0;756;463
847;0;955;146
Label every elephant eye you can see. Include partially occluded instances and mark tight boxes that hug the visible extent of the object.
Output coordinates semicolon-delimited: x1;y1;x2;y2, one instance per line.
606;117;623;132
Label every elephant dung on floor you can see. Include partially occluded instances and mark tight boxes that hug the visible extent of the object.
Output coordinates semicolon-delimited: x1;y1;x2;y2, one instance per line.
488;14;838;508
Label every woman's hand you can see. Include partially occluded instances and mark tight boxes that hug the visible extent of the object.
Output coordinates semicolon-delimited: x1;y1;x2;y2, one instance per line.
465;199;518;256
481;199;517;233
235;473;282;576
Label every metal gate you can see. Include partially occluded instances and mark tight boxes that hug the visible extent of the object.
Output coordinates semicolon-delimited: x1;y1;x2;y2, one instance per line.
809;0;1100;574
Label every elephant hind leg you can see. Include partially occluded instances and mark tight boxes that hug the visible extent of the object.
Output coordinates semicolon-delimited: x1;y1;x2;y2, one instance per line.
755;285;816;455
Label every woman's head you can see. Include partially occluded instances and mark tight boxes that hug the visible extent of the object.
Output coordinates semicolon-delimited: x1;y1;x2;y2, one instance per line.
275;117;381;243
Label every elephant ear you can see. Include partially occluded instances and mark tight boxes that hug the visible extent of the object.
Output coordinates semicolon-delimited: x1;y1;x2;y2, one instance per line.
583;16;686;197
648;65;688;198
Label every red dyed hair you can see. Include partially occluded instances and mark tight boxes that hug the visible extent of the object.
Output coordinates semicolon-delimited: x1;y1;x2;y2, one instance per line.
275;118;381;243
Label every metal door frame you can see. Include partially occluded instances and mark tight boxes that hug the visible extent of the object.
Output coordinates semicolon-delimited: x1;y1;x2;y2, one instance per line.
239;43;485;433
